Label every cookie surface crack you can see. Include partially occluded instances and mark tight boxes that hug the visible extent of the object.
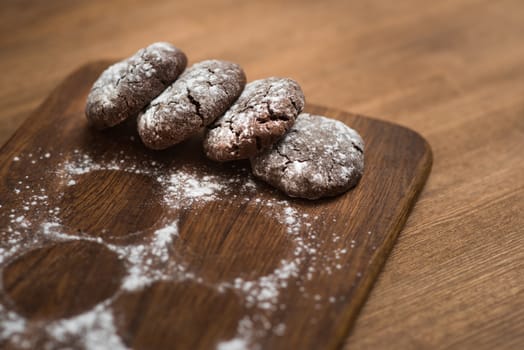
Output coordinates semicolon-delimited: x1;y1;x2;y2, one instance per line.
185;88;204;126
276;147;293;174
289;97;299;112
352;142;364;154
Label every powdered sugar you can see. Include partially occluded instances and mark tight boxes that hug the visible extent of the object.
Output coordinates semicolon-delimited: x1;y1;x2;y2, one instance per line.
231;259;300;310
0;304;26;340
0;148;361;349
47;303;126;350
162;170;228;208
217;338;249;350
117;219;180;291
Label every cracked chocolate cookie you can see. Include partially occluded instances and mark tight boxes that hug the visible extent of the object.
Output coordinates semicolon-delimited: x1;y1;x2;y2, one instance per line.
138;60;246;150
250;113;364;199
85;42;187;129
203;77;305;162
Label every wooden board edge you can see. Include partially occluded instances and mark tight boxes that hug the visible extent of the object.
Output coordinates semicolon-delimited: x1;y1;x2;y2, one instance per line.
0;60;114;158
333;132;433;349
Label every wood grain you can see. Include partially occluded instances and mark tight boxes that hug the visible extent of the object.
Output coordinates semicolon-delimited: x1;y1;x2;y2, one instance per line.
0;61;430;349
0;0;523;349
3;240;125;321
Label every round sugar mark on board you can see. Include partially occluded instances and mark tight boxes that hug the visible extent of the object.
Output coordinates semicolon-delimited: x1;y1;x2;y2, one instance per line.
112;280;245;350
172;199;295;284
57;169;164;243
2;240;125;320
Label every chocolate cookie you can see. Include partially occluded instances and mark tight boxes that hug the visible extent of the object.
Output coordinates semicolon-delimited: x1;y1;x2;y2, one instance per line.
85;42;187;129
138;60;246;150
250;114;364;199
203;77;305;162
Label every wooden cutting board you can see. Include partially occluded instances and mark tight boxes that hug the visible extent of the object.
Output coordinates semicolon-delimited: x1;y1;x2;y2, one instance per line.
0;61;432;350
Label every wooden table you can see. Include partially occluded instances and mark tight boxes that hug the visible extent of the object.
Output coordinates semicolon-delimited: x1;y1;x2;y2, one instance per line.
0;0;522;348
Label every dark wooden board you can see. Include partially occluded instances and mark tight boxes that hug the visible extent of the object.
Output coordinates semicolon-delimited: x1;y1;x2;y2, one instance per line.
0;62;432;350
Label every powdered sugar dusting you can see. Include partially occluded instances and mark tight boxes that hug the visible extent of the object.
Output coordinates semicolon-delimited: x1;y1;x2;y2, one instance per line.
0;147;364;349
117;219;181;291
230;259;300;310
0;304;26;341
162;170;227;208
47;303;126;350
217;337;249;350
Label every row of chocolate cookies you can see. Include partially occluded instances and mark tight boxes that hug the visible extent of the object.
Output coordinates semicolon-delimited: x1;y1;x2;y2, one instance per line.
85;42;364;199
